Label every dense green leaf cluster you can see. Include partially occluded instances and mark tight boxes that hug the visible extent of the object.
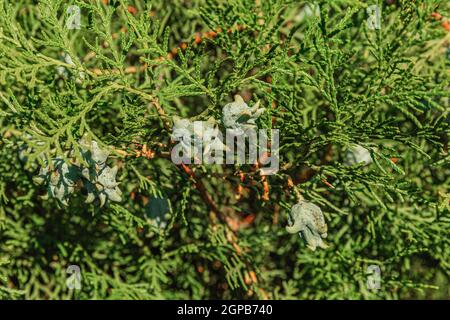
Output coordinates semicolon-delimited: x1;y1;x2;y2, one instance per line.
0;0;449;299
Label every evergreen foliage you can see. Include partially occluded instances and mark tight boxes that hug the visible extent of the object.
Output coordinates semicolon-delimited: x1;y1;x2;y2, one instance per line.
0;0;449;299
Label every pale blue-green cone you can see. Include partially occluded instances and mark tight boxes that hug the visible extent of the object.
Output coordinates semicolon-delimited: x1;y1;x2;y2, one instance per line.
145;197;171;229
47;182;73;206
76;137;122;206
97;166;119;189
83;165;122;207
344;144;372;166
34;158;78;206
56;52;85;83
171;116;225;158
171;117;199;157
105;187;122;203
78;136;110;166
286;200;328;251
85;182;96;204
96;192;107;207
222;95;265;135
200;117;226;155
90;141;109;165
33;138;121;207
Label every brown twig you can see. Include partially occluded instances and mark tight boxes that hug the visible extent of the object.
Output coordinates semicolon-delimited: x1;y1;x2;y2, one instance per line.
180;164;235;233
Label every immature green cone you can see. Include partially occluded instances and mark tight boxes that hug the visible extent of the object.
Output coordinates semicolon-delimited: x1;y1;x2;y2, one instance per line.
286;200;329;251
